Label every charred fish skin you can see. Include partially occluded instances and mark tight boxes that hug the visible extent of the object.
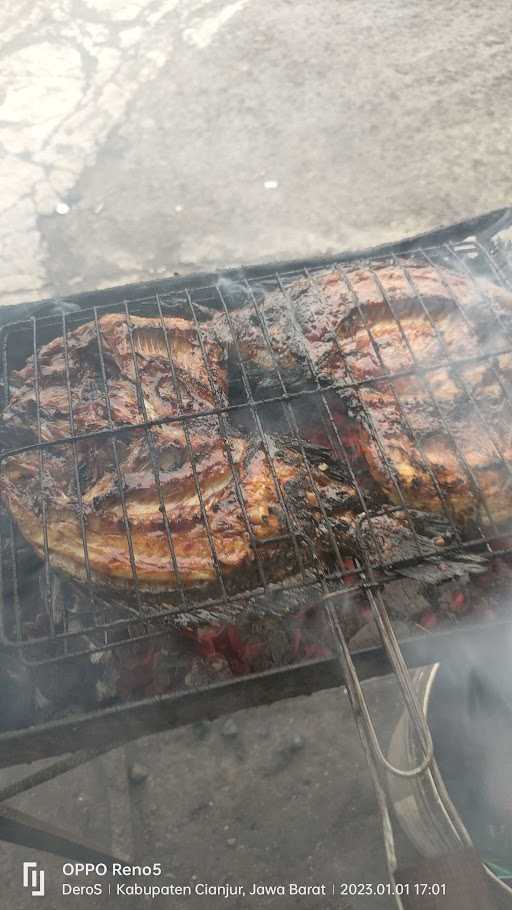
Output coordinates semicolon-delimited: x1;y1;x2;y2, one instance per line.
0;314;358;604
3;314;227;446
218;263;512;530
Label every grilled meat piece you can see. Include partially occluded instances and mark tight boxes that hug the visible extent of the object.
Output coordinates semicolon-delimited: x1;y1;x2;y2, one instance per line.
0;314;356;597
215;262;512;529
1;435;355;591
4;313;226;451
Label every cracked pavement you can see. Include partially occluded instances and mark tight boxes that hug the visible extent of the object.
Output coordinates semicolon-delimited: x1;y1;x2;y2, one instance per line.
2;0;512;306
0;0;252;303
1;1;512;907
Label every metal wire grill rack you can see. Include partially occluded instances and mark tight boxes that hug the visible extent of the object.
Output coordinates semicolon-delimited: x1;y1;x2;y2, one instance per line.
2;237;512;673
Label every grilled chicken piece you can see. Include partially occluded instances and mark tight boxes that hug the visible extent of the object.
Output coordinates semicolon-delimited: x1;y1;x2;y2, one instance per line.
0;314;355;596
215;262;512;529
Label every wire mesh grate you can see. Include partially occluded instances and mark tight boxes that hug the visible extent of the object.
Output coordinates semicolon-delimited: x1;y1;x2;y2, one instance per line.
1;238;512;667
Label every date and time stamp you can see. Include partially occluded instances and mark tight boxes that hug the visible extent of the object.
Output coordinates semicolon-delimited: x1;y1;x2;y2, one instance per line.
46;862;448;901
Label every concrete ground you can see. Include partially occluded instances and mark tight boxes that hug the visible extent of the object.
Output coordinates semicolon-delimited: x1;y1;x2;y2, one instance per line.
0;680;409;910
1;0;512;907
2;0;512;306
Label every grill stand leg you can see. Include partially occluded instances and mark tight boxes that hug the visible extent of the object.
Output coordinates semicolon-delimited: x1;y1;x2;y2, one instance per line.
0;746;130;863
0;802;125;864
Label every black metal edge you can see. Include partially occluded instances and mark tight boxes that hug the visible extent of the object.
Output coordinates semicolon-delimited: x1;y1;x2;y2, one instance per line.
1;616;511;765
0;656;344;767
0;205;510;385
2;205;511;326
0;204;510;376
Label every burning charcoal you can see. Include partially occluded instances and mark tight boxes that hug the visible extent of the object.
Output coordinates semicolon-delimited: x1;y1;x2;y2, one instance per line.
419;610;438;630
114;639;165;699
0;653;34;731
185;656;232;688
451;591;466;612
34;655;99;713
151;644;184;694
381;578;431;620
90;649;118;704
269;627;294;666
333;599;362;641
349;618;381;651
350;614;417;649
437;579;472;616
391;619;418;640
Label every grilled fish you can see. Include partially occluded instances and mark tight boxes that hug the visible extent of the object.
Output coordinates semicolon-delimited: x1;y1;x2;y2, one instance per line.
0;314;356;596
215;262;512;530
